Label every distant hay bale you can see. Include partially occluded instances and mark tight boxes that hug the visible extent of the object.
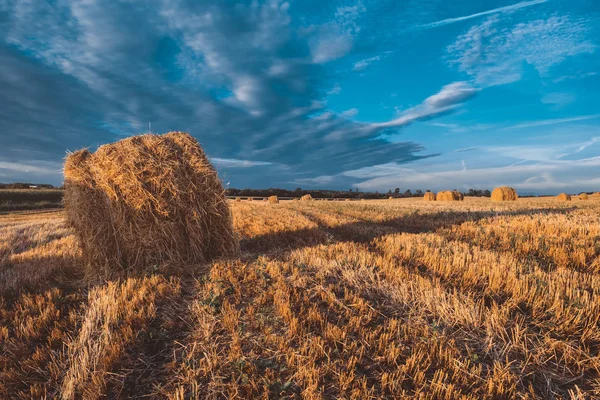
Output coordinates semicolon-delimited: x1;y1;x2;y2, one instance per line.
453;190;464;201
437;190;460;201
301;194;313;201
423;192;436;201
262;198;268;202
592;192;600;198
491;186;518;201
235;197;241;202
556;193;571;201
247;197;253;201
268;195;279;204
64;131;238;279
345;198;351;201
579;193;589;200
388;196;394;200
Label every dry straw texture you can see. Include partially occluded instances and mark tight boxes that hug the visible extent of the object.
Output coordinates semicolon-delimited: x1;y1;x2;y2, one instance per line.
437;190;460;201
5;198;600;398
491;186;518;201
268;195;279;204
557;193;572;201
423;192;436;201
579;193;589;200
301;194;313;201
63;131;238;278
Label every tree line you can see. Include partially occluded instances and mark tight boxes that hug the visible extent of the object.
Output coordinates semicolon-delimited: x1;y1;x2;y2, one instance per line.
225;187;492;199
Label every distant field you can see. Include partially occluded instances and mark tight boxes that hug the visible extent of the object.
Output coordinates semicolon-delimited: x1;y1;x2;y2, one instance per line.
0;189;63;212
1;197;600;398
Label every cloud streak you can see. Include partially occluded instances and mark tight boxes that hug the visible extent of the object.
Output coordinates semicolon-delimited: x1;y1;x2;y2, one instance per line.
503;114;600;130
371;82;477;129
420;0;547;29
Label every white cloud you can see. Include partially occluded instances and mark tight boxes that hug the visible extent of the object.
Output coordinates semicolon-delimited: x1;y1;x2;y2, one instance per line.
371;82;477;129
553;71;597;83
447;15;596;87
541;92;575;108
420;0;547;29
311;31;353;63
353;55;381;71
352;156;600;194
341;108;359;117
502;114;600;130
210;158;273;168
327;83;341;95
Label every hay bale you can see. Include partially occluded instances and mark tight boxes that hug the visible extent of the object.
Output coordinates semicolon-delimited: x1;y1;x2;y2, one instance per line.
345;198;351;202
556;193;571;201
453;190;464;201
592;192;600;198
268;195;279;204
423;192;436;201
301;194;313;201
579;193;589;200
235;197;241;202
388;196;394;200
64;131;238;278
491;186;518;201
262;198;268;202
437;190;460;201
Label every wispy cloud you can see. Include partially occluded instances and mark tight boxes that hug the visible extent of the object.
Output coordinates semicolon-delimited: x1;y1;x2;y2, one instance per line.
420;0;547;29
351;156;600;194
541;92;575;109
447;15;596;87
502;114;600;130
341;108;359;117
371;82;477;129
353;55;381;71
210;158;273;168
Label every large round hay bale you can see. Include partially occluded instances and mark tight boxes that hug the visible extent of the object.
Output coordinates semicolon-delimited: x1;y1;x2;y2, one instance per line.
235;197;242;202
423;192;436;201
491;186;518;201
556;193;571;201
579;193;589;200
268;195;279;204
437;190;460;201
64;131;238;278
301;194;313;201
388;196;394;200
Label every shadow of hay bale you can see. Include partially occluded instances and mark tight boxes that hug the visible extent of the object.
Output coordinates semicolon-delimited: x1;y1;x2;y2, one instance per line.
64;132;238;279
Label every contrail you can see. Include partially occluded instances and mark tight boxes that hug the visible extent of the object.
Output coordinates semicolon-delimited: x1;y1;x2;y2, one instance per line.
420;0;548;28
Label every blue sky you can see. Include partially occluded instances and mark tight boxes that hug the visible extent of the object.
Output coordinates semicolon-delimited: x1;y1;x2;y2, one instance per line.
0;0;599;194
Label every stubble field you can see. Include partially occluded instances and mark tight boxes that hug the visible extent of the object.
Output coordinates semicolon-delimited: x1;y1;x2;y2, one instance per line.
1;197;600;399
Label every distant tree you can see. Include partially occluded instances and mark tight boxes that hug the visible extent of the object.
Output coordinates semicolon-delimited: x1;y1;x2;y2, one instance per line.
483;189;491;197
394;188;400;195
415;189;423;196
403;189;412;197
295;187;302;192
349;188;352;192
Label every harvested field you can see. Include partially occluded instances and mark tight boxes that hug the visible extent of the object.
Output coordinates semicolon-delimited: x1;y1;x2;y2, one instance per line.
2;197;600;398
